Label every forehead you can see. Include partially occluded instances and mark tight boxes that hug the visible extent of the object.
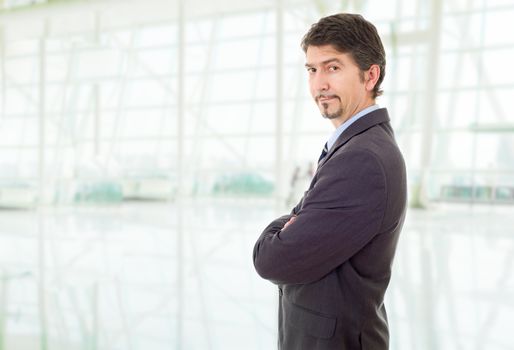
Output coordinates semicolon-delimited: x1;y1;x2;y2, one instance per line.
305;45;353;65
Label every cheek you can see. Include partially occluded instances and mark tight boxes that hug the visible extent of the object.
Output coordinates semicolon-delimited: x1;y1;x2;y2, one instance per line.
308;85;317;98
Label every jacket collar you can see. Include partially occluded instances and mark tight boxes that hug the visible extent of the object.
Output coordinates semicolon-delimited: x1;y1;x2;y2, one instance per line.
318;108;390;167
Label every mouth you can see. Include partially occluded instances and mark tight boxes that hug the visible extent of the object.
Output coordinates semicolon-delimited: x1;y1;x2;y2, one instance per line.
317;95;338;104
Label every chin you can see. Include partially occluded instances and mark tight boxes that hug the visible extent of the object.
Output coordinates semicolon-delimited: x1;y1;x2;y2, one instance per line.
321;108;344;120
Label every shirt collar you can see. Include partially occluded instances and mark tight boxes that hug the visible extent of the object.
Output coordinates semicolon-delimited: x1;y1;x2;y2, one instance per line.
326;104;380;150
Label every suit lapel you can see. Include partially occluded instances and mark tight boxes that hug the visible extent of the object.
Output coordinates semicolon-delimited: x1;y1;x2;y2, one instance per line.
318;108;390;168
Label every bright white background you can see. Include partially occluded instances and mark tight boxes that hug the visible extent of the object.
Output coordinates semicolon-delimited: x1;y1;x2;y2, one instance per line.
0;0;513;349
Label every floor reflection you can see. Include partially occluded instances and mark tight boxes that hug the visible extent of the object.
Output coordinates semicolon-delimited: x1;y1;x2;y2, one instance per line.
0;200;513;349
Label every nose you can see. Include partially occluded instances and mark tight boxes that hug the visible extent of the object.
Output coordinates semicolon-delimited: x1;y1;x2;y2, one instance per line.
310;71;329;94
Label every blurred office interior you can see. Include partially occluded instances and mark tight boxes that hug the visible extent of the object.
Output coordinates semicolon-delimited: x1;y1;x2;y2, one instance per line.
0;0;513;349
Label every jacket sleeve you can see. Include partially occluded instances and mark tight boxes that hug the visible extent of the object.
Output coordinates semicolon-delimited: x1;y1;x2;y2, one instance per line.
253;149;387;285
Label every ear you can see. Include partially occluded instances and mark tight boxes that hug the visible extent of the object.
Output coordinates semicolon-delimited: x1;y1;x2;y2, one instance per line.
365;64;380;93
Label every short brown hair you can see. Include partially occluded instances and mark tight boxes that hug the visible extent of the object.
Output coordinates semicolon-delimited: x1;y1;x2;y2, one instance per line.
301;13;386;98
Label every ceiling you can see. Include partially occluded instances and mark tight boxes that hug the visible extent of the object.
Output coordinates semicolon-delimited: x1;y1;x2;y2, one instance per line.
0;0;320;40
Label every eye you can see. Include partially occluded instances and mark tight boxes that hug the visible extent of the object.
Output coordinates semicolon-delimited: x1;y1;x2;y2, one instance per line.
328;65;339;72
306;67;316;74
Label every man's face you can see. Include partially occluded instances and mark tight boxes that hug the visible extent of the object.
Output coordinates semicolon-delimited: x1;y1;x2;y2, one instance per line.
305;45;372;126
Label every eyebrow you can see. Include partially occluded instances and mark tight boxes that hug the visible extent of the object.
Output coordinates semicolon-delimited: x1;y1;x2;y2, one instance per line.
305;58;344;68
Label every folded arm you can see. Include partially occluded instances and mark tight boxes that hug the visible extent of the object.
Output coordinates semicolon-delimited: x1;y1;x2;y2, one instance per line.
253;150;387;285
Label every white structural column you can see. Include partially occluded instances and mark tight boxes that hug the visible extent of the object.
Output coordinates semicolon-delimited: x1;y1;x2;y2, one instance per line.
177;0;185;198
38;20;49;205
275;0;284;211
418;0;442;207
37;20;50;350
94;12;101;157
91;282;99;350
94;84;100;157
418;0;442;348
0;271;5;350
0;26;5;118
175;0;185;349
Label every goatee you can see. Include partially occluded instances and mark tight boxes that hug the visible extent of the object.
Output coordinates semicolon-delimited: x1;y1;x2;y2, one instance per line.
321;105;343;120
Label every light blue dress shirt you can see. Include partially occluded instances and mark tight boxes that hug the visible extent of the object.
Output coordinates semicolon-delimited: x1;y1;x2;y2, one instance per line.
326;104;380;151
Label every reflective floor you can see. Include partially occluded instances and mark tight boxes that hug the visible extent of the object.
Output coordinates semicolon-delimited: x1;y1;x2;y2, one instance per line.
0;199;513;350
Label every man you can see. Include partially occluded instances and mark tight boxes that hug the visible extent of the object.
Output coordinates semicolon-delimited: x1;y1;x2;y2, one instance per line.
253;13;407;350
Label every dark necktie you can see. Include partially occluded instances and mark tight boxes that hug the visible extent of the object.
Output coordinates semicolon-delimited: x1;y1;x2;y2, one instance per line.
318;142;328;163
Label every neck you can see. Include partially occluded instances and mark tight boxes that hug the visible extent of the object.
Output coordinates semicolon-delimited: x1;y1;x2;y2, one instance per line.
330;99;375;129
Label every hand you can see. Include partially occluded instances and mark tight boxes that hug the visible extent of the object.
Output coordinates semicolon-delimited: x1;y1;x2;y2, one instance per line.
282;215;297;230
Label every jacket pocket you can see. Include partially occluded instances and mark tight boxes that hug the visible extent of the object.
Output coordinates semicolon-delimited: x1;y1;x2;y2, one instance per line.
283;298;337;339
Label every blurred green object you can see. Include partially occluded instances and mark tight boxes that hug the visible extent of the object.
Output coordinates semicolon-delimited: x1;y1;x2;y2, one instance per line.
74;180;123;203
0;181;37;209
212;173;274;196
409;182;425;209
440;185;514;203
441;185;473;200
121;176;175;201
496;186;514;201
474;186;493;200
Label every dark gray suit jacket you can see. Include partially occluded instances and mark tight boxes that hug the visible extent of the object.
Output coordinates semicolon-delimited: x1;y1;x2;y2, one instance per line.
253;108;407;350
